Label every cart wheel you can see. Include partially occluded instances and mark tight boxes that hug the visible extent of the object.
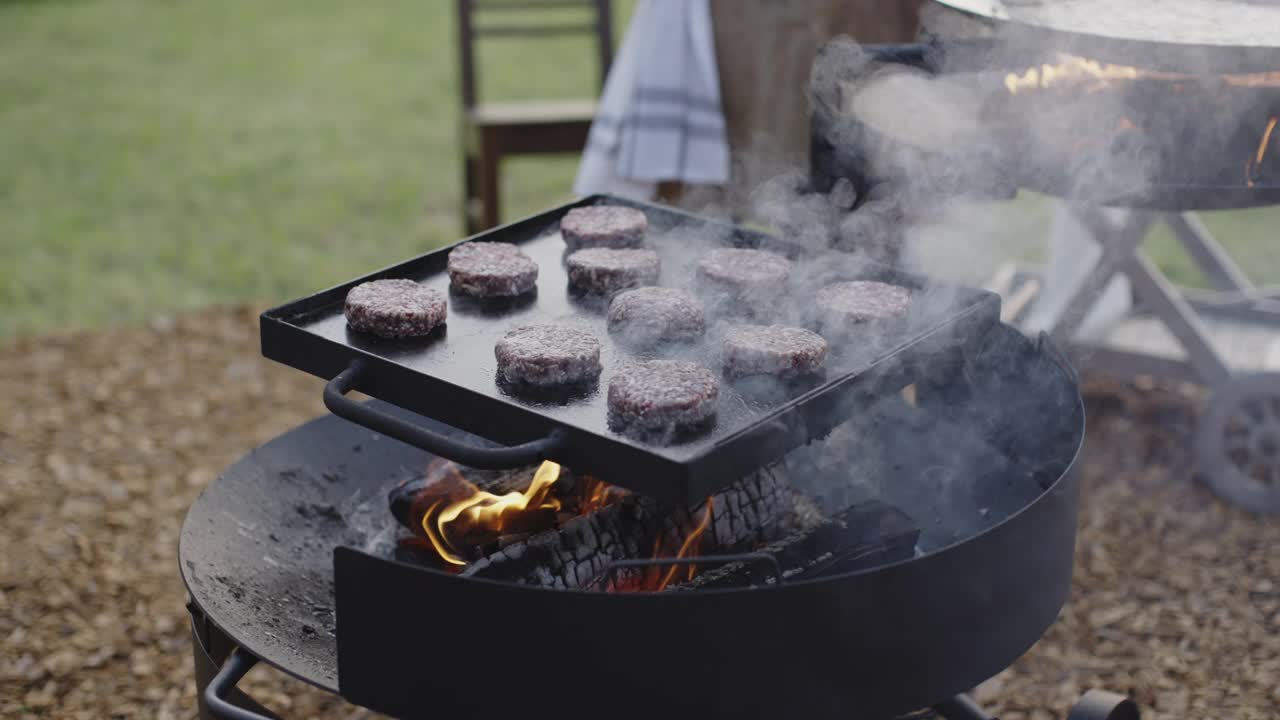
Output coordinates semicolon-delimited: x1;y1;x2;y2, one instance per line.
1067;689;1140;720
1195;372;1280;513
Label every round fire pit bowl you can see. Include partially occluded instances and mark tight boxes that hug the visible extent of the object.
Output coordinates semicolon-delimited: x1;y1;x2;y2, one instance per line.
181;324;1085;720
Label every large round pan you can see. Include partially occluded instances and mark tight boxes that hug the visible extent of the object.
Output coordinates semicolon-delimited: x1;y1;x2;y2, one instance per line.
818;40;1280;212
932;0;1280;74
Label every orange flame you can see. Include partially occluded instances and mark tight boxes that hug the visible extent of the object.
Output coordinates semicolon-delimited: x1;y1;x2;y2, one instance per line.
1246;116;1279;188
611;498;715;592
422;460;563;566
578;475;625;515
659;497;715;590
409;462;630;568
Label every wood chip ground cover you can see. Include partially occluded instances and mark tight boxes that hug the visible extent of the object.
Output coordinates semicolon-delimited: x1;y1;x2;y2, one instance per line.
0;308;1275;719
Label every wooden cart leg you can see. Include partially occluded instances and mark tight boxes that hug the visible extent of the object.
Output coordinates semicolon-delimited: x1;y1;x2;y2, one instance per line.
1121;249;1232;386
1165;212;1254;293
477;129;502;232
463;151;481;236
1046;208;1152;345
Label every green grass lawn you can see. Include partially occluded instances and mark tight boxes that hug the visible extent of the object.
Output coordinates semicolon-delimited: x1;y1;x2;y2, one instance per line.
0;0;628;339
0;0;1275;340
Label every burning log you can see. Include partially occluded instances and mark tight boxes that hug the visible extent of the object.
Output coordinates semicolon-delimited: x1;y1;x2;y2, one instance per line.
461;468;791;590
673;499;920;590
460;493;654;589
388;461;563;528
388;460;573;566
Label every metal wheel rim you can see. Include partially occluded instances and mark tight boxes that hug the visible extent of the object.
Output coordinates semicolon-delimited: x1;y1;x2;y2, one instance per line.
1196;373;1280;513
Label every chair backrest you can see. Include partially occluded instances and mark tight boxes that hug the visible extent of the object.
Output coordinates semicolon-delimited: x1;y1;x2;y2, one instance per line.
456;0;615;111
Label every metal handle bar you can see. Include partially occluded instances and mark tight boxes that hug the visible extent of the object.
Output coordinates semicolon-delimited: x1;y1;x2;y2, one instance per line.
205;647;275;720
1036;331;1080;385
860;42;932;69
600;552;785;590
324;360;568;469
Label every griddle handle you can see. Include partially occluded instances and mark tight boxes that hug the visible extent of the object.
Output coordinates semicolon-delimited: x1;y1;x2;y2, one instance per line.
324;360;568;469
205;647;276;720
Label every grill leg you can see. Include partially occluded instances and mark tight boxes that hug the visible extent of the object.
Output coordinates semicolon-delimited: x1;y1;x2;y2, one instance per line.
189;598;281;720
932;694;995;720
1067;689;1141;720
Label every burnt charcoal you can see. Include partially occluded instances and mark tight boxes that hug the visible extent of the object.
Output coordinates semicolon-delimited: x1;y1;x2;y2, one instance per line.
674;499;920;590
463;468;790;589
461;494;656;588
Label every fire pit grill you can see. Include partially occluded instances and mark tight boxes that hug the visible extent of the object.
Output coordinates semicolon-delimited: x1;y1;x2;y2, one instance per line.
176;5;1187;716
184;311;1132;719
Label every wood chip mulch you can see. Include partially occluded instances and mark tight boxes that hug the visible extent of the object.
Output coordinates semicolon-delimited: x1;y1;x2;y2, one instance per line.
1;307;1276;719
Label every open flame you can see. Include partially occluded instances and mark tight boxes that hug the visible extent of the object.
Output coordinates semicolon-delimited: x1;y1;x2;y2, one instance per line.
611;498;715;593
404;459;716;590
1246;116;1279;188
578;474;624;515
1005;53;1280;95
421;460;564;566
406;460;630;569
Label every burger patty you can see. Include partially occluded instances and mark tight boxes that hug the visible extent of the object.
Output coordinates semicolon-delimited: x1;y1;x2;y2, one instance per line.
447;242;539;297
722;324;829;378
607;360;719;435
815;280;912;324
695;248;793;297
494;324;602;388
606;286;705;347
344;279;447;338
566;247;661;294
560;205;648;250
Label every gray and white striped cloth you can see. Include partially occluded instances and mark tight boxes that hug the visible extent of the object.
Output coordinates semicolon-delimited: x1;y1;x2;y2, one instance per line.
572;0;730;200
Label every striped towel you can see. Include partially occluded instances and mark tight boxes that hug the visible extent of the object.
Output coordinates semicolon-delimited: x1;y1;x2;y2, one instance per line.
572;0;731;200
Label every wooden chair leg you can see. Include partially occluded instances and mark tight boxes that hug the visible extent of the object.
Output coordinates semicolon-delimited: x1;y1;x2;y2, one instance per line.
462;150;481;236
477;129;502;231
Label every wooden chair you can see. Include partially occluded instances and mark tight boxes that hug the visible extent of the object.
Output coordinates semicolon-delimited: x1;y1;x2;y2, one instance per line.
457;0;615;234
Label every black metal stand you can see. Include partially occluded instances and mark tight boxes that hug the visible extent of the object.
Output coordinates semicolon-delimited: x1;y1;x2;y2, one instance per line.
189;599;280;720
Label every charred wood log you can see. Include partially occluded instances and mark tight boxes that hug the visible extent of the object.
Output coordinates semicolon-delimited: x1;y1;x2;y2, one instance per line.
673;499;920;591
462;468;791;589
460;493;656;589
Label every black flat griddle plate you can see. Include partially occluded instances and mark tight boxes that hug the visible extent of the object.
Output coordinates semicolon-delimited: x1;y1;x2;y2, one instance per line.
261;195;999;505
